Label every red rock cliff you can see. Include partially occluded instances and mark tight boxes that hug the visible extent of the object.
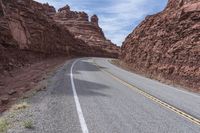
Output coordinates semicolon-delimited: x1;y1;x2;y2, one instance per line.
0;0;94;73
1;0;87;54
54;5;120;58
121;0;200;91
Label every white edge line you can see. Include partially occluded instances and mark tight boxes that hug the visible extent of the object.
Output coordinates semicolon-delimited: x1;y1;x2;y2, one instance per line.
70;59;89;133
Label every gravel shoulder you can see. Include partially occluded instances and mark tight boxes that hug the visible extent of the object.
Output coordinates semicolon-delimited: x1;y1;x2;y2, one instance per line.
0;59;81;133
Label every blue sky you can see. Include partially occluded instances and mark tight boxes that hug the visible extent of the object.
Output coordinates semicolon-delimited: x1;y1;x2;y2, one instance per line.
35;0;168;46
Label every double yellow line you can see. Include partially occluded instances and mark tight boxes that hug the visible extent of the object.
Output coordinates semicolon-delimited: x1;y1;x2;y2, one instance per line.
93;61;200;126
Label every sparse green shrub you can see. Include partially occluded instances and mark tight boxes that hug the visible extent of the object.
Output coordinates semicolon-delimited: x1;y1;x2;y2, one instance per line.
0;118;9;133
23;120;33;129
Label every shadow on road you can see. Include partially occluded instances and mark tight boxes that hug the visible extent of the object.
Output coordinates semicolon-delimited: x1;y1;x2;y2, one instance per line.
72;60;107;74
73;78;110;97
29;59;110;105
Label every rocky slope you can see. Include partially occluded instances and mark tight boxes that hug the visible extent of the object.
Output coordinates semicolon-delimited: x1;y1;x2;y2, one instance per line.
54;5;120;58
121;0;200;91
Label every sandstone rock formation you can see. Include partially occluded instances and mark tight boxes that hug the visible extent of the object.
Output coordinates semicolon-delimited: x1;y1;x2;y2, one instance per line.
0;0;119;74
0;0;87;73
121;0;200;91
54;5;120;58
1;0;89;54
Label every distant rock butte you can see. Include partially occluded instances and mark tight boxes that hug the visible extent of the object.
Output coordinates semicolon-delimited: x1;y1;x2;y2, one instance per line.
121;0;200;91
54;5;120;58
0;0;119;74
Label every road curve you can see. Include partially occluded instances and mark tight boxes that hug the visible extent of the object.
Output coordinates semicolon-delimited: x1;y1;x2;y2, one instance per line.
8;57;200;133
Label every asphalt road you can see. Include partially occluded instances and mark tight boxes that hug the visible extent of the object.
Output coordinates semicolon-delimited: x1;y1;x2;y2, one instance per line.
8;58;200;133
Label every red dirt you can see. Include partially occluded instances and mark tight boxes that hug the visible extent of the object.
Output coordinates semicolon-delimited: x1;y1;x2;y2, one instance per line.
0;56;68;113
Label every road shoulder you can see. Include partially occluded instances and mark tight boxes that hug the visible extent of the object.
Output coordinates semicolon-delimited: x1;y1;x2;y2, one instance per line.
1;59;81;133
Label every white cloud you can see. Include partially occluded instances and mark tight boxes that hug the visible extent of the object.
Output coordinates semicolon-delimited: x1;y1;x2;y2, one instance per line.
34;0;167;46
96;0;152;45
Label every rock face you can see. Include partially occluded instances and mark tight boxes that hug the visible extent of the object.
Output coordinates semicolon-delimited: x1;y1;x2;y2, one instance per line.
121;0;200;91
0;0;84;73
0;0;118;74
0;0;88;54
54;5;120;58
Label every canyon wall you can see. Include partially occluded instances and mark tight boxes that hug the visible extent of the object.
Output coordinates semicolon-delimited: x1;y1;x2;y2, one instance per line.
1;0;82;53
0;0;88;73
0;0;119;74
121;0;200;91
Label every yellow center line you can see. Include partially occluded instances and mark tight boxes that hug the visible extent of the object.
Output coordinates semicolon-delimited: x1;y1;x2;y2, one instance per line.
93;60;200;126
